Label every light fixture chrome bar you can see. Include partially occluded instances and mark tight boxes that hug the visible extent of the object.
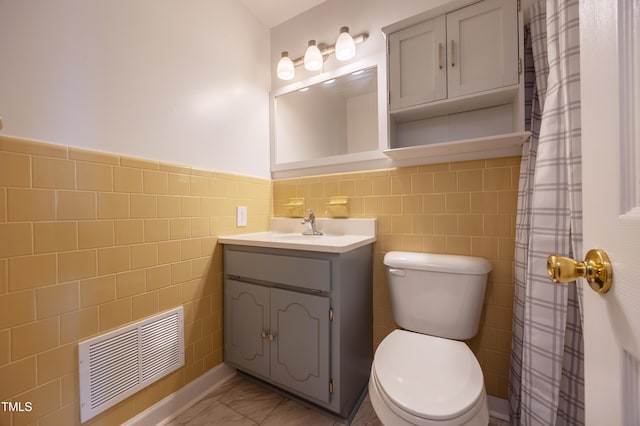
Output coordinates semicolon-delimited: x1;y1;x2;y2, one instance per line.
290;33;369;68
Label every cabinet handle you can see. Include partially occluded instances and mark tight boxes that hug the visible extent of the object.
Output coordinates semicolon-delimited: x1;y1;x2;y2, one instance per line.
451;40;455;67
438;43;443;69
261;329;269;339
268;332;276;341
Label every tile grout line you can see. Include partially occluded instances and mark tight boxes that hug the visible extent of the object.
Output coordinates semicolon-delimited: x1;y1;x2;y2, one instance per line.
256;396;287;425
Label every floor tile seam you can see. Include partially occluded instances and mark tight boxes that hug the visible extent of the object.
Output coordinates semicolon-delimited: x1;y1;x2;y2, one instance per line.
179;402;213;426
256;395;290;425
201;400;259;426
188;397;220;422
165;410;193;425
172;390;228;425
207;376;244;401
215;398;262;425
220;376;245;395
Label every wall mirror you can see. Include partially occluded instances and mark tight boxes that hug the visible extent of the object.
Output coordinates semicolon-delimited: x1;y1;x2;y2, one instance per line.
270;62;389;178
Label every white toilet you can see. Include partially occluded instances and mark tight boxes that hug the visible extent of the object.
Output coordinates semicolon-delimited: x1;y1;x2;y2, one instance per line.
369;251;492;426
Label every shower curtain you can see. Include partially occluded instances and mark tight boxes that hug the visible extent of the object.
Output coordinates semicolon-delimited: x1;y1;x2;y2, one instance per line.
509;0;584;425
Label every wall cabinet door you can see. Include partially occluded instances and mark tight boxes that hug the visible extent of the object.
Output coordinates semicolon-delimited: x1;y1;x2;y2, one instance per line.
389;15;447;110
224;279;270;378
270;288;331;403
446;0;518;98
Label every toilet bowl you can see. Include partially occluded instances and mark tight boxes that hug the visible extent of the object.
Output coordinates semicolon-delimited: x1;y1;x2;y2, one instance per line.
369;330;488;425
369;252;491;425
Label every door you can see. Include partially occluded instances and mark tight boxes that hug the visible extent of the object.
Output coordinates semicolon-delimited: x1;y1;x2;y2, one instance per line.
446;0;518;98
580;1;640;424
224;279;270;378
269;287;331;404
388;16;446;110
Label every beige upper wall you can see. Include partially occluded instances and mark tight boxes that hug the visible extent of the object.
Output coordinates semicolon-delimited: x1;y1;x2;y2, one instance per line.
0;0;272;178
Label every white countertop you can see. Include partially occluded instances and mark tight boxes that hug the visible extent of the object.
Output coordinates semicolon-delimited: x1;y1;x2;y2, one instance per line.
218;218;377;253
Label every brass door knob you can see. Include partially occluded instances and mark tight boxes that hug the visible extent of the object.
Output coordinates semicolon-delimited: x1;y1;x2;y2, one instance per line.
547;249;612;293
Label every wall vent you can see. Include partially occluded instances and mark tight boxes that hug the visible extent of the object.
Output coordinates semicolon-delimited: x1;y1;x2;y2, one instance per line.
79;307;184;423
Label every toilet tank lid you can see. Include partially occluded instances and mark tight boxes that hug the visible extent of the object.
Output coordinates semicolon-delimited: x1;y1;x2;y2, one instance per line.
384;251;491;274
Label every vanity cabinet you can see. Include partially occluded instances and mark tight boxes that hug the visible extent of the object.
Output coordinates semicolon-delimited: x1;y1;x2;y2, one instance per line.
225;279;331;403
223;244;373;418
384;0;527;165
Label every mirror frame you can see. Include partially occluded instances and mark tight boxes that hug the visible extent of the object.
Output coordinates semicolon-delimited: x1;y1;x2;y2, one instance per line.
270;56;390;179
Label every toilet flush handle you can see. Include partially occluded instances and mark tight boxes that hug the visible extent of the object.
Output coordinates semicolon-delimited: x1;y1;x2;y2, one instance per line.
388;268;406;277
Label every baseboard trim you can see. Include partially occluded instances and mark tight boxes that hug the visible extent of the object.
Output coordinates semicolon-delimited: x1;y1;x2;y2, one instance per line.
122;363;236;426
487;395;509;421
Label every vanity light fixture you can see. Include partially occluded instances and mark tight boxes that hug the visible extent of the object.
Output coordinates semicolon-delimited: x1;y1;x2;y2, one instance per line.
304;40;323;71
335;26;356;60
276;52;295;80
276;27;368;80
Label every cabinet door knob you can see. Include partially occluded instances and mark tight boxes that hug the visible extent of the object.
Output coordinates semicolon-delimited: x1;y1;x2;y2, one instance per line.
261;329;269;339
268;332;276;341
438;43;443;69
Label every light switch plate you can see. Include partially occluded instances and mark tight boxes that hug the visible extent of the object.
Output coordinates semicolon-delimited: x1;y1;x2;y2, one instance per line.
236;206;247;227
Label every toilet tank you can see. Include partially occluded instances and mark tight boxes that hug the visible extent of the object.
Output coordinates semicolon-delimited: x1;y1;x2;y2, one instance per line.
384;251;491;340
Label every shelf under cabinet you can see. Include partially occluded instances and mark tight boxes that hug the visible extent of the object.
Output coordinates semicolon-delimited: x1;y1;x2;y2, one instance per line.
383;131;530;167
389;85;520;123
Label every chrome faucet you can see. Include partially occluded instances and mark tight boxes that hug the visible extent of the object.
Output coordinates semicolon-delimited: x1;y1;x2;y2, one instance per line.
301;209;323;235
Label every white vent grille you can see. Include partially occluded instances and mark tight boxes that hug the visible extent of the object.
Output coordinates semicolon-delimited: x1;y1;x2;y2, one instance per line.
79;307;184;423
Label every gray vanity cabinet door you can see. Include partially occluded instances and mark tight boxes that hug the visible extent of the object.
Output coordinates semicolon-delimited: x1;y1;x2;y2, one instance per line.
269;288;331;404
224;279;270;378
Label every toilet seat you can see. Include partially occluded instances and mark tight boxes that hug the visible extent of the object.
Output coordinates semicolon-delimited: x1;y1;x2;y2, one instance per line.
371;330;487;424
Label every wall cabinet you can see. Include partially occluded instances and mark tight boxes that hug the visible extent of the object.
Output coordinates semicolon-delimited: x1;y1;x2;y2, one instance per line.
389;0;518;110
384;0;527;165
223;244;373;418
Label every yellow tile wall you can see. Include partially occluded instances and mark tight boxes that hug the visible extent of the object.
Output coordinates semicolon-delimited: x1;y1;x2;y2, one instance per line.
0;132;519;424
0;135;272;426
273;157;520;399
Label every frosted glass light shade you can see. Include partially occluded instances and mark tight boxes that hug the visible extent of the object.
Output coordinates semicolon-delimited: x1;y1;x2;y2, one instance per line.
335;26;356;61
277;51;295;80
304;40;323;71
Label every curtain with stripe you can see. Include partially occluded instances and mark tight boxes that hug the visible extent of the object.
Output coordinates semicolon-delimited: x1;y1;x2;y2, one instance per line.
509;0;584;424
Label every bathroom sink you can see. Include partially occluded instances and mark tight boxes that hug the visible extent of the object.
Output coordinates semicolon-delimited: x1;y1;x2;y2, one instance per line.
218;232;373;253
272;233;324;241
218;218;376;253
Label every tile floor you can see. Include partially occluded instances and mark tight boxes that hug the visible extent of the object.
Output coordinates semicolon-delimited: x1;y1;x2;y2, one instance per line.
167;373;510;425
